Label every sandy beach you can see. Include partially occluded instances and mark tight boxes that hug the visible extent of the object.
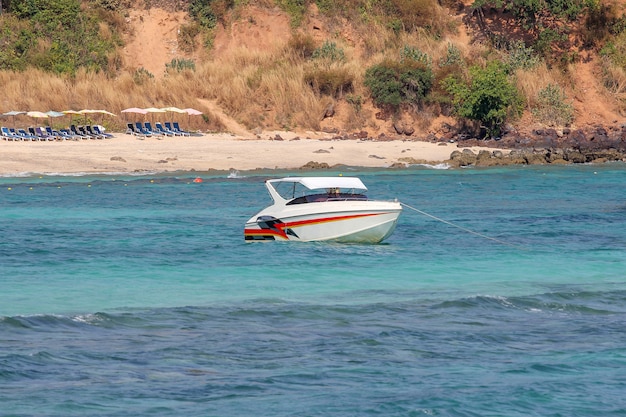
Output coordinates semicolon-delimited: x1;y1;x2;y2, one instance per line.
1;132;498;175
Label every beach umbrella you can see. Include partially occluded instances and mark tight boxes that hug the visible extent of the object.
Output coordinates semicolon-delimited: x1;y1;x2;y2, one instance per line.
160;106;187;127
78;109;100;124
63;110;82;126
121;107;148;115
44;111;65;128
92;110;117;117
121;108;149;126
26;111;49;119
160;106;186;113
144;107;166;125
25;111;50;129
145;107;166;113
2;110;25;127
3;110;25;116
183;108;203;116
182;108;203;129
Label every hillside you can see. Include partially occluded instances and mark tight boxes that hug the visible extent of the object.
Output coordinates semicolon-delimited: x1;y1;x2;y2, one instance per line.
118;0;626;139
2;0;625;140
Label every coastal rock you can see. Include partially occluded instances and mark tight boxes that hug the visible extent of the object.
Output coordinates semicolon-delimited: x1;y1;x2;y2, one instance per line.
110;156;126;162
300;161;330;169
393;121;415;136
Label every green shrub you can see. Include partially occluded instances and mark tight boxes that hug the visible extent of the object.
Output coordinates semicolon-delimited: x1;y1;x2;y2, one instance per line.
439;43;463;67
444;60;524;138
364;59;433;112
275;0;307;26
531;84;574;127
166;58;196;73
1;0;122;75
312;41;346;63
189;0;234;29
346;94;363;113
133;67;154;84
400;45;431;65
505;40;541;71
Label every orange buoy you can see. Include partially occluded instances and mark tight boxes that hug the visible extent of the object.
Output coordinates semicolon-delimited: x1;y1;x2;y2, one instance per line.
193;177;203;183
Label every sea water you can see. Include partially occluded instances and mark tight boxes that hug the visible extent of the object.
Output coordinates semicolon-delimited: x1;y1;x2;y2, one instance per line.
1;164;625;416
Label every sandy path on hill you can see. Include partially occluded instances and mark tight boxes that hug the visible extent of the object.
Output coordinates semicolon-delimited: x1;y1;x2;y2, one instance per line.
0;132;495;175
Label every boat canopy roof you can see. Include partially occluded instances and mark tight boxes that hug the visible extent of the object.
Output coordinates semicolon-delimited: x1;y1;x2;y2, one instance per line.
268;177;367;191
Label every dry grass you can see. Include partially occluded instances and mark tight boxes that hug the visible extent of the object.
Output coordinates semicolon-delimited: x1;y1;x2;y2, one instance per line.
0;1;618;135
514;63;560;109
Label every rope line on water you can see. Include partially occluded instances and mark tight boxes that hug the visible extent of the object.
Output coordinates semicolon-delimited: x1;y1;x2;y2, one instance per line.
400;201;524;249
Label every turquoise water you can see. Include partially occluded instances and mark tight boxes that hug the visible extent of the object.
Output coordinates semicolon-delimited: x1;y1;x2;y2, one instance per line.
1;164;625;416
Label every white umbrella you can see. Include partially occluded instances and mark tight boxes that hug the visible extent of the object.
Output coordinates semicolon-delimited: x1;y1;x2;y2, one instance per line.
161;106;186;113
144;107;167;126
145;107;166;113
92;110;117;117
63;110;82;126
26;111;49;118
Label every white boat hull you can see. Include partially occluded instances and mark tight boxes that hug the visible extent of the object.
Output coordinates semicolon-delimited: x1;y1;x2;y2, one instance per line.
244;201;402;243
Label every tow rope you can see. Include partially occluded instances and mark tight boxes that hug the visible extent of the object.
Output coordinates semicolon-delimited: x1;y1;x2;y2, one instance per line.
400;202;525;249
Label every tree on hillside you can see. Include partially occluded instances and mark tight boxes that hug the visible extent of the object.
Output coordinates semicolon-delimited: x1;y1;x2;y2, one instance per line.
471;0;597;64
444;61;524;138
0;0;122;75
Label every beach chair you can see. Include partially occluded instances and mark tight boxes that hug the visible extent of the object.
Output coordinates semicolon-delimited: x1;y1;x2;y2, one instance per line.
34;126;55;141
155;122;178;136
44;126;63;141
127;122;149;138
165;121;190;136
70;124;89;139
28;127;43;141
77;125;97;139
16;128;38;141
1;126;22;141
58;128;81;140
45;126;74;141
173;122;192;136
145;121;170;137
136;122;159;138
85;125;105;139
92;125;114;139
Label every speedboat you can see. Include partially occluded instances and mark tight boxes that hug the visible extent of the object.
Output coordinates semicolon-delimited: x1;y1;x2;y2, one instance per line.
244;176;402;243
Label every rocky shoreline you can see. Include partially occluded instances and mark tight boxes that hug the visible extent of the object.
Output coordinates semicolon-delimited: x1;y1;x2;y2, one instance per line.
444;125;626;167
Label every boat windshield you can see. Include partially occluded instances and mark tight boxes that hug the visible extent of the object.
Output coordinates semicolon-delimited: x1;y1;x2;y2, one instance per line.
272;181;367;205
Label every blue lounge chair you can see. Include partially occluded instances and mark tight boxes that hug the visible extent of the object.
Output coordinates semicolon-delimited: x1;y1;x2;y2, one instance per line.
155;122;178;136
92;125;114;139
85;125;105;139
173;122;191;136
1;126;22;140
33;126;55;141
58;128;81;140
44;126;62;140
165;121;190;136
77;125;97;139
137;122;161;138
127;122;150;138
70;124;90;139
16;128;38;141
